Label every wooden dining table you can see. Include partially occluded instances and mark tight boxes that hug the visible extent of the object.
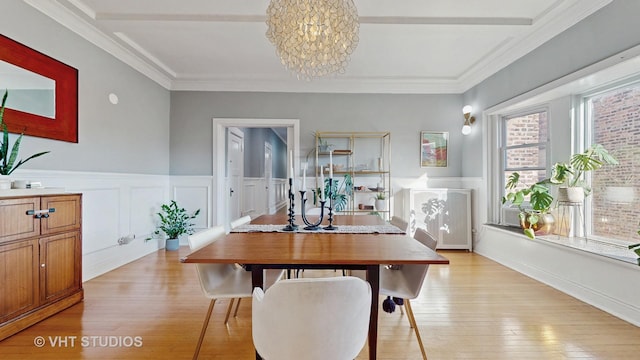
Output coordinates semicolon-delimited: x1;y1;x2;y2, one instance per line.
181;214;449;360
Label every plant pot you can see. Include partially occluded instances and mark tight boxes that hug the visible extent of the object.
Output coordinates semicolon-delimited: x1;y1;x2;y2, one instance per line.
0;176;11;190
165;238;180;251
557;187;584;203
520;212;555;236
375;199;387;212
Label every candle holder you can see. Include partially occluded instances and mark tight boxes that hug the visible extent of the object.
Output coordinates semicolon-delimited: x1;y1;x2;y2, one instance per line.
300;191;325;230
282;178;298;231
324;178;338;231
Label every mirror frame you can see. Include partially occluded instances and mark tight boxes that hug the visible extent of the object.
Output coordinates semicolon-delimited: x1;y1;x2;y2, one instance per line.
0;34;78;143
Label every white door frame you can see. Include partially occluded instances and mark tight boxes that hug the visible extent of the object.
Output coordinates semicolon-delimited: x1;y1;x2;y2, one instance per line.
213;118;300;227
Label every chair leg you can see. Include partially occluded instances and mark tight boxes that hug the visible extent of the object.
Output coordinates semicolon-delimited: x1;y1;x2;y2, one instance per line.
224;298;235;324
193;299;216;360
405;299;427;360
233;298;242;317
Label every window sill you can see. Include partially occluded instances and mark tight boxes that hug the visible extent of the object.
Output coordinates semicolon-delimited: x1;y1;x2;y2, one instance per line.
486;224;639;266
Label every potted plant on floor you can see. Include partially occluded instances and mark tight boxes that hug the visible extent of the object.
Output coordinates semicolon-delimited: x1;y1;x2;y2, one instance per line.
149;200;200;251
0;90;50;189
549;144;618;203
503;172;555;239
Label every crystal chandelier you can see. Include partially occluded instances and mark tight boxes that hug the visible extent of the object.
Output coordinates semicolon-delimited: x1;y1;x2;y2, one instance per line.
266;0;360;79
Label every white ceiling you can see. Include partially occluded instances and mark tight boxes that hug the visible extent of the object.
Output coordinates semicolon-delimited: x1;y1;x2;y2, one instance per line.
26;0;612;94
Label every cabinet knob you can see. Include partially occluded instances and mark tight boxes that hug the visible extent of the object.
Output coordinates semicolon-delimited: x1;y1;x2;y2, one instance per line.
41;263;46;268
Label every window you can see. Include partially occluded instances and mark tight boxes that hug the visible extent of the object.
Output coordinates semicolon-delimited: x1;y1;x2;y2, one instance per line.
585;81;640;244
501;110;549;201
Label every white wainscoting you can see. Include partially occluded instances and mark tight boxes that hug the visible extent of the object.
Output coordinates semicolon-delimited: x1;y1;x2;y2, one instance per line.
11;169;170;282
241;177;287;219
475;225;640;326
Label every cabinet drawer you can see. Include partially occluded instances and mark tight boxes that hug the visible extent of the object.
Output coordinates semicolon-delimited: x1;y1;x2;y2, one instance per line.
0;197;39;243
40;195;82;236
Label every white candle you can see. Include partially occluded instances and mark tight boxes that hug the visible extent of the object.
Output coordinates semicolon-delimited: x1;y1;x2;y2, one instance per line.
289;150;293;178
302;162;307;191
320;169;325;201
329;149;333;179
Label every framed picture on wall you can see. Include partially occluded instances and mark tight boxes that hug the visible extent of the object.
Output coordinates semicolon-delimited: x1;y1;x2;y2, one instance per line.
420;131;448;167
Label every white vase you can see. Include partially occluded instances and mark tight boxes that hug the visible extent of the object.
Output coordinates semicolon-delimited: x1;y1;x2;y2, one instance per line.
0;176;11;190
557;187;584;203
375;199;387;212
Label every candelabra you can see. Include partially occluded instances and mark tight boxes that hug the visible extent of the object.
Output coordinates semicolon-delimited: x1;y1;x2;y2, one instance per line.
282;178;298;231
299;191;326;230
324;178;337;230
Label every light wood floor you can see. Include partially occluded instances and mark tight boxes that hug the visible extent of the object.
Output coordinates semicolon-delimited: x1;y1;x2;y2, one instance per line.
1;249;638;359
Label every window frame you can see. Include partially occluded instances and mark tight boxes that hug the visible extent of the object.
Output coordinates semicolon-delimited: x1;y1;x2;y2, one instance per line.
498;107;551;226
577;76;640;244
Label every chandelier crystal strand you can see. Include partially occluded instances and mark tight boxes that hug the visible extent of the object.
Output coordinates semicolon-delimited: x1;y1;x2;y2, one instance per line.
266;0;360;80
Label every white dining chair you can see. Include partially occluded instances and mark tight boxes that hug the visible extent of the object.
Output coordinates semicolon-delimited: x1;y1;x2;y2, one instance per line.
225;216;285;324
229;215;251;229
188;225;283;359
252;276;372;360
378;227;437;360
390;215;409;233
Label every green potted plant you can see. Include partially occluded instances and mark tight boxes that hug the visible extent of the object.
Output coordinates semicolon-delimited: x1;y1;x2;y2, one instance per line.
502;172;555;239
549;144;618;202
373;192;387;212
149;200;200;251
314;173;353;212
0;90;49;189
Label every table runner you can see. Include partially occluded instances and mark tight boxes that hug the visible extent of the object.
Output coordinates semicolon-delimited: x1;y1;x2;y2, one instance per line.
231;224;405;234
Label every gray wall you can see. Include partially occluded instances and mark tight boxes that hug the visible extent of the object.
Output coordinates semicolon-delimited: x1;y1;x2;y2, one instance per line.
170;92;463;177
2;0;170;175
462;0;640;177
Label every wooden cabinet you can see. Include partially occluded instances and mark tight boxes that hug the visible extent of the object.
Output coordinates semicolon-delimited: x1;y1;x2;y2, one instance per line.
314;131;391;219
0;193;82;340
395;188;472;250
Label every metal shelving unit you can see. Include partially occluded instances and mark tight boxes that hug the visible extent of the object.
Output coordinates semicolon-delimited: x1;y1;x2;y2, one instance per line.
314;131;391;219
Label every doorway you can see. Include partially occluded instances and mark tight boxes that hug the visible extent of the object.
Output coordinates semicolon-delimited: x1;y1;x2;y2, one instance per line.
213;118;300;228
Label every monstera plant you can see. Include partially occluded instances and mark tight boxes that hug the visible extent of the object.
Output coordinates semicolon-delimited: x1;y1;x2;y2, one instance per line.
503;172;555;239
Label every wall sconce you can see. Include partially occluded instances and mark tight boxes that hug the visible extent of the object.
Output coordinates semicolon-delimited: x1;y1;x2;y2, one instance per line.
461;105;475;135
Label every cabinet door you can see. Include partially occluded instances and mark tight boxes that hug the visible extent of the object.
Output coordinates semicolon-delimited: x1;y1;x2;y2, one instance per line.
40;195;81;236
0;197;39;242
39;232;81;303
0;239;39;323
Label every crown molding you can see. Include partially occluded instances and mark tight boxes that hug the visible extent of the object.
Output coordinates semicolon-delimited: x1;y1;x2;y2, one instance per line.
458;0;613;92
25;0;612;94
24;0;173;89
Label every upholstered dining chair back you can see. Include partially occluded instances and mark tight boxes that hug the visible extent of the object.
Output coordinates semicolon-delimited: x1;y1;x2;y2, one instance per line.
252;276;371;360
380;227;437;300
230;215;251;230
390;216;409;233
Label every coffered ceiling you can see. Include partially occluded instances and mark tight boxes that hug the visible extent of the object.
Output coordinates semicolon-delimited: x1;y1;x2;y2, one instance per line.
25;0;611;93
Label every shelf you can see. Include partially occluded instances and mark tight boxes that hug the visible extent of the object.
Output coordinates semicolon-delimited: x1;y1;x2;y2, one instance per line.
318;150;352;156
315;131;391;220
